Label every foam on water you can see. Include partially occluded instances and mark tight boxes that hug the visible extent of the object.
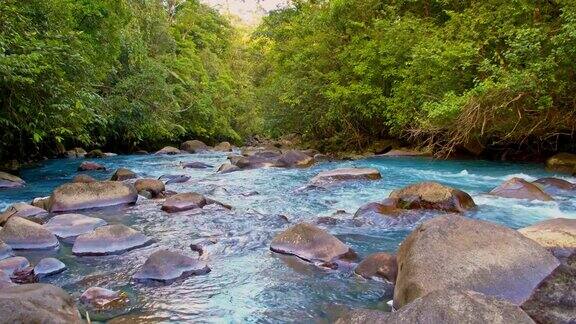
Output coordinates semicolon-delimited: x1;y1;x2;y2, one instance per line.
0;153;575;322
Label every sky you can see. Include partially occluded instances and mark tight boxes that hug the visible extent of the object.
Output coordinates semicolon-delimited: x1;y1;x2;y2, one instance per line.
201;0;290;24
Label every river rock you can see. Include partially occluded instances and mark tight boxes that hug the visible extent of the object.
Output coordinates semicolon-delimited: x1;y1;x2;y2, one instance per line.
134;179;165;198
521;253;576;323
78;161;105;171
519;218;576;259
133;249;210;282
48;181;138;212
489;177;553;201
393;214;560;309
159;174;190;184
218;162;240;173
73;174;97;183
0;283;81;323
0;241;13;260
336;290;534;324
0;171;25;189
111;168;137;181
270;223;356;265
72;224;152;256
85;149;106;158
0;270;13;288
532;177;575;194
182;161;213;169
274;150;314;168
155;146;182;155
354;252;397;283
214;141;232;151
181;140;209;153
0;217;59;250
44;214;107;239
34;257;66;277
161;192;207;213
382;149;430;157
80;287;125;308
0;256;30;276
389;182;476;212
31;196;50;210
65;147;87;158
546;152;576;174
311;168;381;185
3;202;47;219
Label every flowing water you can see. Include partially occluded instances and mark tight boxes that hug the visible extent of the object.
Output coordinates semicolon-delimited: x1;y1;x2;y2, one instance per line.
1;152;575;323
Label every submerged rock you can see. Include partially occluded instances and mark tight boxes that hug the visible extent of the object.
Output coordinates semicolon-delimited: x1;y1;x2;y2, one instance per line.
274;150;314;168
182;161;213;169
393;214;559;308
270;223;356;265
0;256;30;276
161;192;206;213
133;249;210;282
48;181;138;212
0;283;81;323
0;241;13;260
110;168;137;181
521;253;576;323
389;181;476;213
0;171;25;189
73;174;97;183
44;213;107;239
134;179;165;198
214;141;232;152
519;218;576;259
354;252;397;283
311;168;382;185
77;161;106;171
34;257;66;277
158;174;190;184
532;177;575;194
336;290;533;324
546;152;576;174
80;287;127;308
181;140;209;153
0;217;59;250
489;177;553;201
155;146;182;155
72;224;152;256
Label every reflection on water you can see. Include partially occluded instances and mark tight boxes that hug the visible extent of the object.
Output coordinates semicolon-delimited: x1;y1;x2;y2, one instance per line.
1;152;575;322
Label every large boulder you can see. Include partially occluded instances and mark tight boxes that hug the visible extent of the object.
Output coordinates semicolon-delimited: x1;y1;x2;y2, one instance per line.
354;252;397;283
336;290;534;324
0;283;81;323
214;141;232;152
270;223;356;265
521;253;576;323
274;150;314;168
180;140;209;153
0;241;13;260
48;181;138;212
0;217;59;250
519;218;576;259
0;256;29;276
389;182;476;213
489;177;553;201
110;168;136;181
532;177;575;194
72;224;152;256
133;249;210;282
134;179;165;198
546;152;576;174
44;214;107;239
72;174;97;183
0;171;25;189
34;257;66;277
311;168;381;185
155;146;182;155
393;214;560;309
161;192;207;213
77;161;105;171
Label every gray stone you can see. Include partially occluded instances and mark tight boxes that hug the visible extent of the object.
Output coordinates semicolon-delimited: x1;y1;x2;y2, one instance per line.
0;217;59;250
133;249;210;282
0;171;25;189
48;181;138;212
0;241;13;260
34;257;66;277
161;192;207;213
44;214;107;239
0;256;29;276
311;168;381;185
72;224;152;256
218;162;240;173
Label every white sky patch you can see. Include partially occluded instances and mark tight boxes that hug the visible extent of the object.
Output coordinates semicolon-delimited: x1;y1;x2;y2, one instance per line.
201;0;290;24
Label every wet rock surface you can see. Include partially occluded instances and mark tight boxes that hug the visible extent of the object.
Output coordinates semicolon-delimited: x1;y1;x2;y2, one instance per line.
34;257;66;277
519;218;576;259
134;179;166;198
393;214;559;308
532;177;575;194
354;252;397;283
111;168;137;181
1;202;47;220
0;241;13;260
389;181;476;212
0;171;25;189
489;177;553;201
311;168;382;185
0;283;81;324
72;224;152;256
80;287;126;308
182;161;213;169
133;249;210;282
44;213;107;239
161;192;207;213
159;174;190;184
78;161;106;171
48;181;138;212
0;217;59;250
0;256;30;276
72;174;97;183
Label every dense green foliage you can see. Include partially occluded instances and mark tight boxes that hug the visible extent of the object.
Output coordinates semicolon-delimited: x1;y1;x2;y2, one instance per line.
0;0;258;161
253;0;576;156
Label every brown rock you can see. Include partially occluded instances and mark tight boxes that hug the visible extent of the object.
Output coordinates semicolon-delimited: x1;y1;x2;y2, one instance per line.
311;168;381;185
546;152;576;174
389;182;476;212
355;252;397;282
0;217;59;250
72;224;152;256
532;177;575;194
110;168;137;181
155;146;181;155
73;174;97;183
382;149;430;157
77;161;105;171
48;181;138;212
489;177;553;201
214;142;233;152
0;171;25;189
161;192;207;213
134;179;165;198
274;150;315;168
519;218;576;259
85;149;105;158
180;140;209;153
